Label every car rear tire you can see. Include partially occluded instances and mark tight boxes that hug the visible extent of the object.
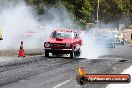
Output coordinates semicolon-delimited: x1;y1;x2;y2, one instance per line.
70;52;74;58
45;50;49;57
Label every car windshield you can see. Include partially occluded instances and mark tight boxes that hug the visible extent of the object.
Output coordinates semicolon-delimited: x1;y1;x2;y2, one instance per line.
51;31;74;38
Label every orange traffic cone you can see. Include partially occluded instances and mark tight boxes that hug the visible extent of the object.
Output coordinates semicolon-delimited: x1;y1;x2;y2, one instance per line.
18;41;25;57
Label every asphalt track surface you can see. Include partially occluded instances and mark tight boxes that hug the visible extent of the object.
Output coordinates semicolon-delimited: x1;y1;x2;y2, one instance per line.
0;44;132;88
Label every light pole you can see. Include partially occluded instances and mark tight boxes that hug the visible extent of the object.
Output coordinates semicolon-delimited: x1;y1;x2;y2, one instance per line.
95;0;100;34
95;0;99;23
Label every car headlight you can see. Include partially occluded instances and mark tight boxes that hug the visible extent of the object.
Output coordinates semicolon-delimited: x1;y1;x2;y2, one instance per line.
44;42;50;48
65;43;71;47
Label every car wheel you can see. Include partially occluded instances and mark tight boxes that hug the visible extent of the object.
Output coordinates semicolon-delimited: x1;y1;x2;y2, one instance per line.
45;50;49;57
75;49;81;56
70;51;74;58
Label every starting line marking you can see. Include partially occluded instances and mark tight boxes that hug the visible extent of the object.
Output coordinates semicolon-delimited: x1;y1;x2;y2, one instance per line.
53;79;72;88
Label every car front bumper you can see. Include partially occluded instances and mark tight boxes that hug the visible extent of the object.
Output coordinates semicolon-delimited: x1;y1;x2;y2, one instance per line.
44;48;73;54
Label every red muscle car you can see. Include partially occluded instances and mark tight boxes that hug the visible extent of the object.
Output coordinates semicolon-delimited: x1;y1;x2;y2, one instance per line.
44;29;83;58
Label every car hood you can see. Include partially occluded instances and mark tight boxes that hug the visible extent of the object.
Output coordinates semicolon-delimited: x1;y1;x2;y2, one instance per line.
47;38;73;44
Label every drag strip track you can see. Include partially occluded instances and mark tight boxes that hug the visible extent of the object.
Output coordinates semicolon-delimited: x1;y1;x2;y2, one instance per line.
0;56;81;72
0;56;85;86
0;44;132;88
0;56;131;88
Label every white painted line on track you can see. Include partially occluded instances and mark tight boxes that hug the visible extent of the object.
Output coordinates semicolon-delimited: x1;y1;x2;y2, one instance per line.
106;66;132;88
53;79;72;88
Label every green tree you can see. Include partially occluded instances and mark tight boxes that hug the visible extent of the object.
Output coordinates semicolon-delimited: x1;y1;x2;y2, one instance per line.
25;0;131;24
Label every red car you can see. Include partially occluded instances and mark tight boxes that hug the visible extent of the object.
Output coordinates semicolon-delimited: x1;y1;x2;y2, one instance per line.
44;29;83;58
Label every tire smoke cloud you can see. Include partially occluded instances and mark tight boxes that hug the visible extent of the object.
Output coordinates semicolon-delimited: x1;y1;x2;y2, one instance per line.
0;0;109;58
0;0;78;50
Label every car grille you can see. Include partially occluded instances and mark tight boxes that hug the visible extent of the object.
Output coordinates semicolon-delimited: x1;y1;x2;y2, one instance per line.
51;43;66;47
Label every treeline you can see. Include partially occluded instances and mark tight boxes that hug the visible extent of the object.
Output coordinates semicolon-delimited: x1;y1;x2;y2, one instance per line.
25;0;132;25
